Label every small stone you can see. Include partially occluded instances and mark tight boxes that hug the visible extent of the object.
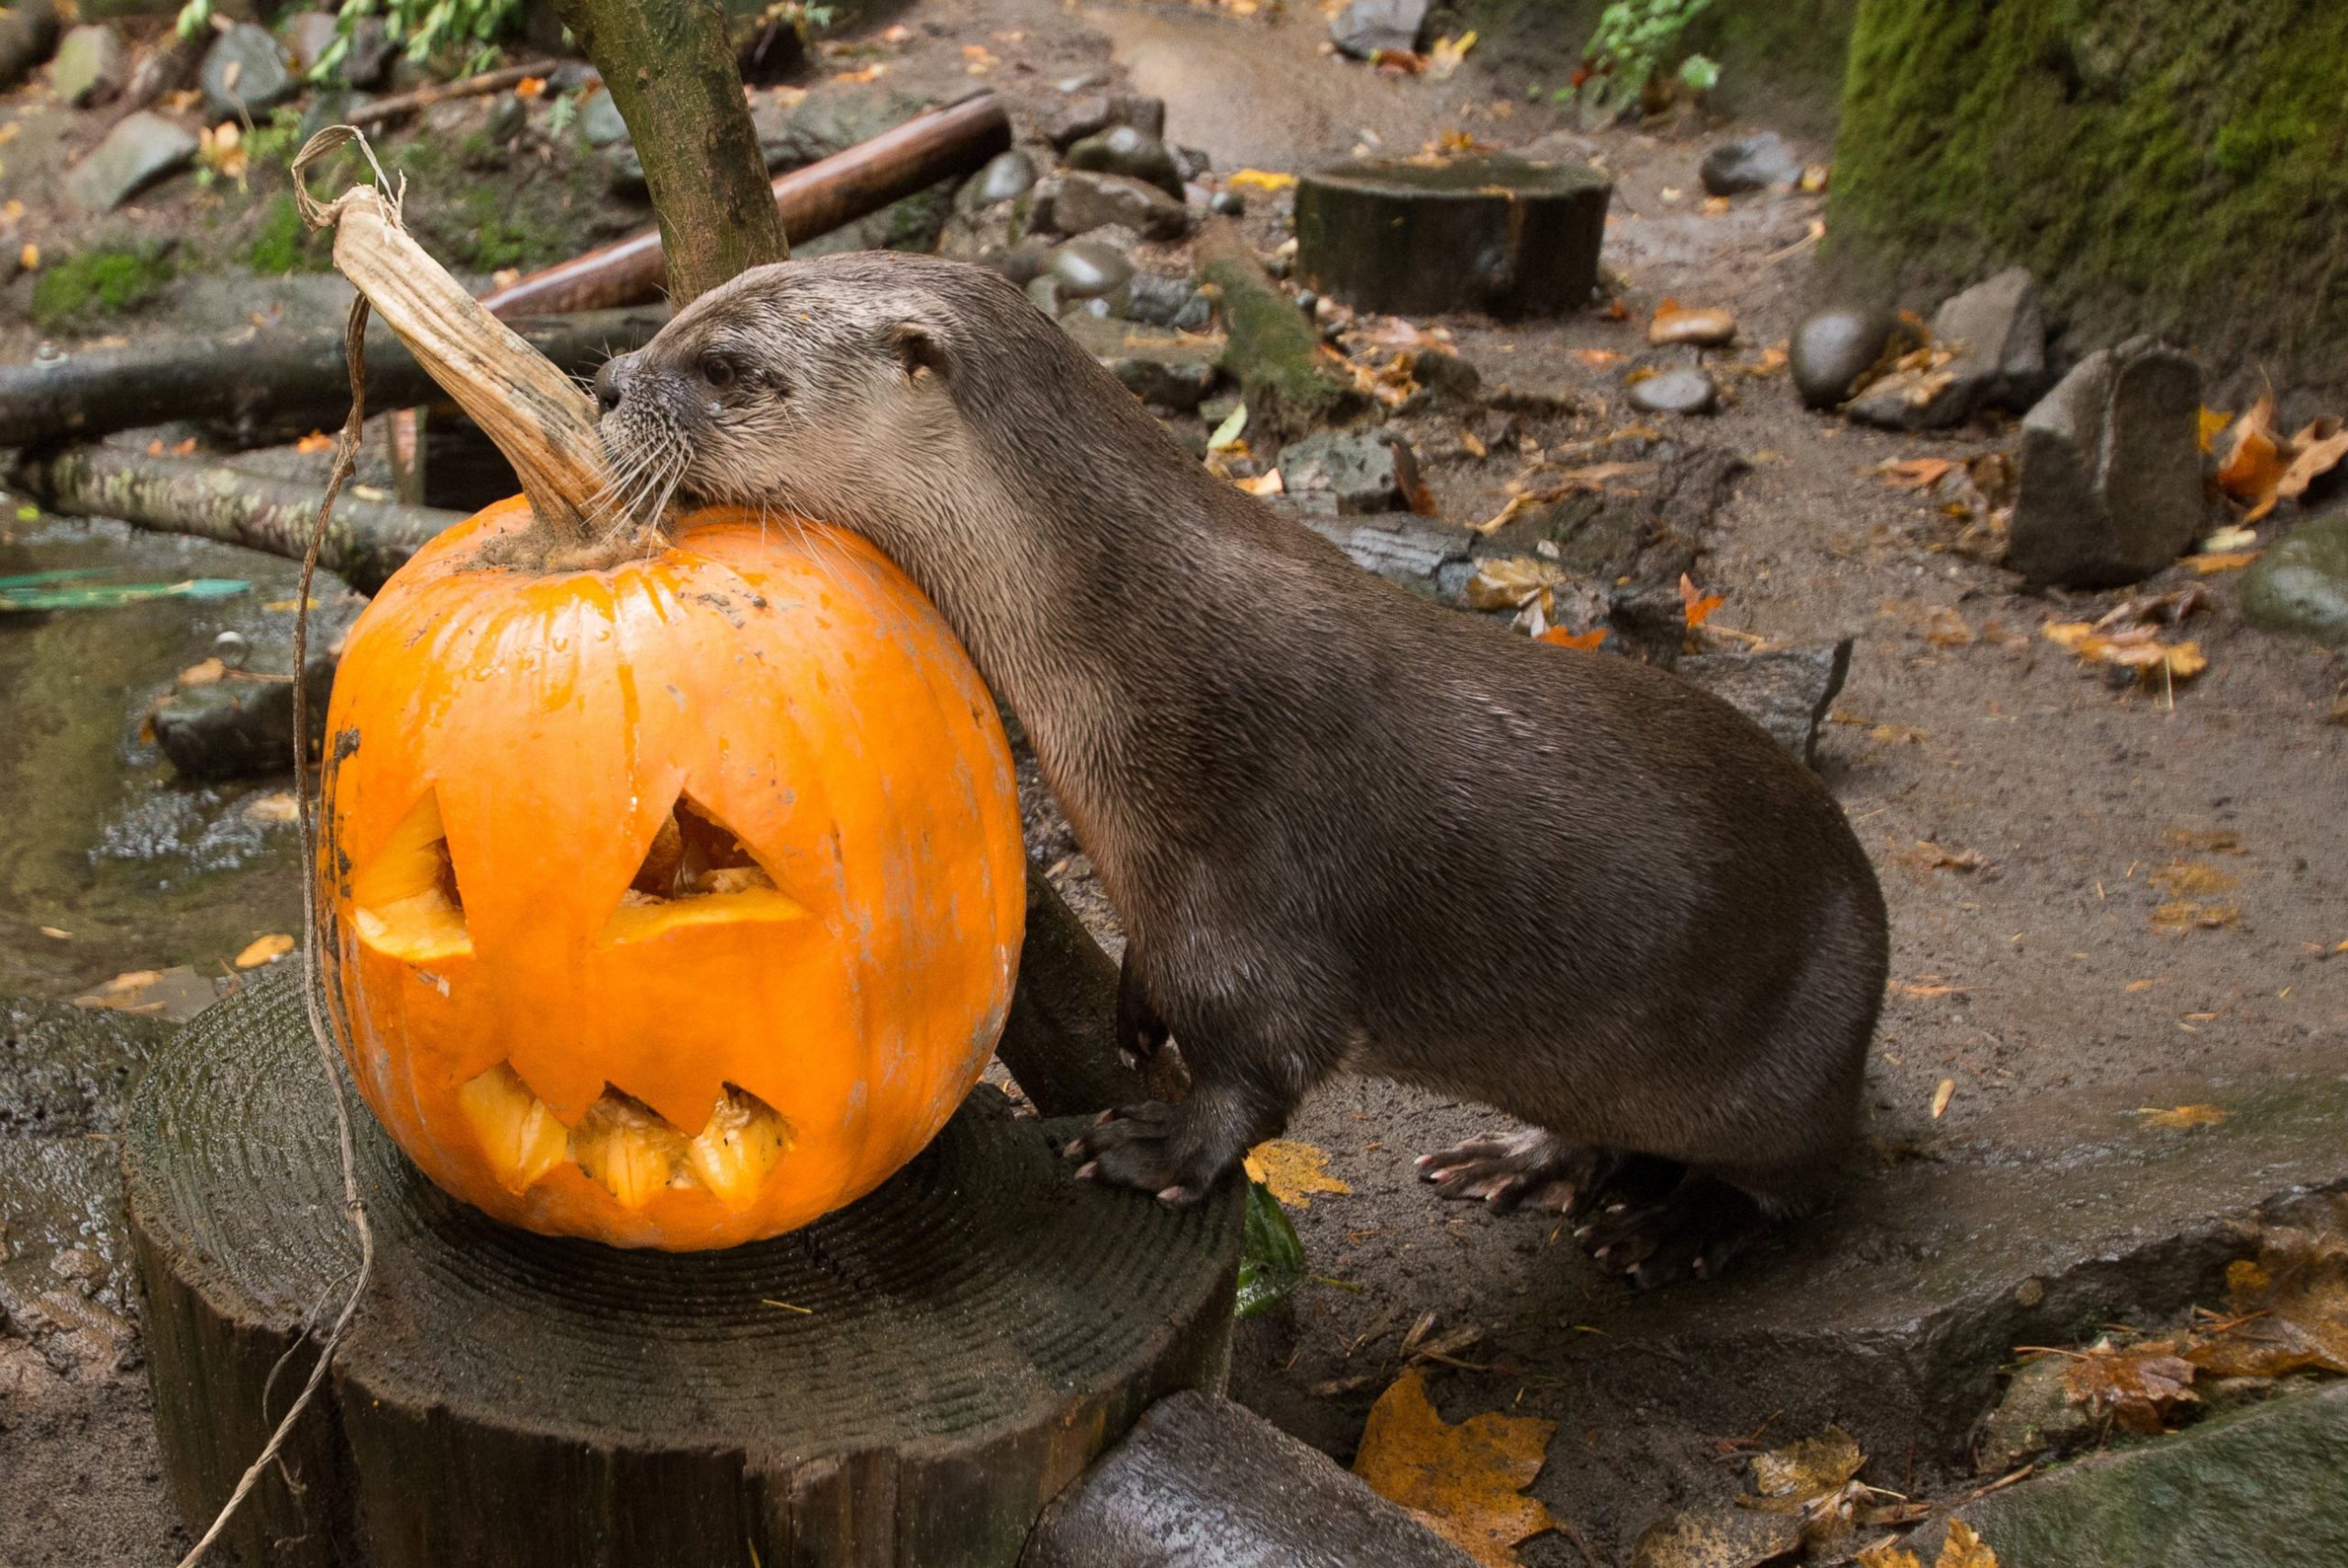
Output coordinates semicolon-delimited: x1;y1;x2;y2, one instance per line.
341;17;394;89
1977;1355;2099;1474
995;237;1057;287
1211;189;1246;216
1675;641;1852;766
1171;144;1211;182
1628;369;1719;416
1170;293;1213;333
1294;505;1473;591
1066;124;1184;198
486;91;527;147
1026;274;1064;316
1932;265;2048;413
2006;337;2204;589
200;22;292;122
1055;72;1106;94
1049;239;1134;300
1790;305;1897;409
1110;92;1166;141
1406;346;1481;406
1329;0;1429;60
1649;306;1736;348
62;110;197;212
152;655;334;782
1280;429;1423;513
1123;271;1196;326
1042;90;1162;151
1051;169;1191;241
50;24;127;108
280;11;340;75
964;149;1036;209
579;86;630;148
1698;132;1804;196
1113;357;1217;411
2240;508;2348;646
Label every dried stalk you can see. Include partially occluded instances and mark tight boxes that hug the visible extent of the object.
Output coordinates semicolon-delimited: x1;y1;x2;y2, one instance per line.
292;127;620;554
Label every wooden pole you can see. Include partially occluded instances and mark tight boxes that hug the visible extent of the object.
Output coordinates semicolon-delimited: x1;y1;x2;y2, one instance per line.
555;0;786;303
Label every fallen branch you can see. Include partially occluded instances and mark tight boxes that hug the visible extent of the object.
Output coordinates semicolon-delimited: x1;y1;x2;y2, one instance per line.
1194;219;1367;446
344;61;572;128
0;307;664;452
481;92;1012;315
15;445;464;594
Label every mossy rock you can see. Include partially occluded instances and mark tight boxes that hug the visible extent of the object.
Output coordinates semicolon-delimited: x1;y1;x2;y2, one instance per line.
2240;509;2348;646
1829;1;2348;393
30;242;175;329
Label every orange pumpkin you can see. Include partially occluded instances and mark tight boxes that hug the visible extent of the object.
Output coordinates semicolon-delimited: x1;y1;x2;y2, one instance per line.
321;496;1024;1249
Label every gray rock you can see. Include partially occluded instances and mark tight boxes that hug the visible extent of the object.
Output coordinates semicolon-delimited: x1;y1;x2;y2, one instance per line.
1210;189;1246;216
997;236;1057;287
1933;266;2049;413
485;90;527;147
1329;0;1428;59
1281;429;1423;514
2006;337;2204;589
1050;239;1134;300
1405;347;1480;406
753;82;916;171
1171;292;1213;333
281;10;340;75
963;149;1036;209
1790;305;1897;409
1124;271;1198;327
1282;495;1472;591
50;23;126;107
1041;90;1164;150
341;16;394;89
1977;1354;2100;1474
200;22;291;122
1113;356;1216;411
152;656;335;782
2240;508;2348;646
62;110;197;211
1698;132;1802;195
1628;368;1718;416
579;85;629;148
1066;124;1184;197
1171;144;1211;182
1051;169;1191;241
1953;1382;2348;1568
1026;274;1065;316
1675;641;1851;766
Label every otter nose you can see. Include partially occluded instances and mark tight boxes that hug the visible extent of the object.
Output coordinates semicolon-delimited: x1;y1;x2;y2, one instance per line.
593;356;628;414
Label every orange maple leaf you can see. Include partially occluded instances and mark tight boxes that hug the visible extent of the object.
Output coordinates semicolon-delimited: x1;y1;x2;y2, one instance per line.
1537;626;1609;650
1678;572;1724;628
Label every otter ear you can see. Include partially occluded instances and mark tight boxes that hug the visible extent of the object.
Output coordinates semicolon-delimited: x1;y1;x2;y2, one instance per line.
890;323;951;384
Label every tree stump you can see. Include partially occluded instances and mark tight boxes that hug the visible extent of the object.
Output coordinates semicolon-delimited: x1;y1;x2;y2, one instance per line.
124;971;1241;1568
1293;157;1612;321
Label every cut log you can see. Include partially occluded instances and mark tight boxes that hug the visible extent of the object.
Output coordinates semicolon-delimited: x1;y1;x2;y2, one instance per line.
16;446;463;594
1193;220;1367;447
481;93;1013;317
1024;1392;1479;1568
126;970;1242;1568
342;60;570;129
1294;157;1612;320
0;307;666;451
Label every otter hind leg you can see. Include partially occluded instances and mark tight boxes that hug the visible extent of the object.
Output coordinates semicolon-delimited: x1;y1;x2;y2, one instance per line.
1575;1160;1832;1290
1415;1132;1666;1217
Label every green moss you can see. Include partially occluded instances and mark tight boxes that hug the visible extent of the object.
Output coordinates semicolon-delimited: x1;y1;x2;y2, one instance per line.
1829;0;2348;390
456;184;560;273
248;191;330;275
30;245;176;329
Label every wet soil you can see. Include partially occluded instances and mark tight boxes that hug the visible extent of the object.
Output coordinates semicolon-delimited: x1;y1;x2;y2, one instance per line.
0;2;2342;1563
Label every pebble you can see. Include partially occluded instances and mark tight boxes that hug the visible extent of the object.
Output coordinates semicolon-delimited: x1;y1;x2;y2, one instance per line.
1699;132;1803;196
1628;369;1719;416
2241;509;2348;646
1049;239;1135;300
281;11;340;75
62;110;197;212
1066;124;1184;198
1789;305;1897;409
579;87;629;149
965;149;1036;208
1052;170;1190;241
1648;306;1737;348
199;22;292;122
50;23;127;107
1210;189;1246;216
1329;0;1428;60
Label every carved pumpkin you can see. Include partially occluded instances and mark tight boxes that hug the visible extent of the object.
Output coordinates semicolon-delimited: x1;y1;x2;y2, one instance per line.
322;496;1024;1249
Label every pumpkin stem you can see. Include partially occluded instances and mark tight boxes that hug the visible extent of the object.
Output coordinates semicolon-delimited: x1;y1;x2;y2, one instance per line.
293;127;639;559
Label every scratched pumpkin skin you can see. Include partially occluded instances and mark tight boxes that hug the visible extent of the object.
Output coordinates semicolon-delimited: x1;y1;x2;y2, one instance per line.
321;497;1024;1249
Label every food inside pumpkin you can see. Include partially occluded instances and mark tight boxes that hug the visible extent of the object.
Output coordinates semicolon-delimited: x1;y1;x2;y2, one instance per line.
459;1061;793;1211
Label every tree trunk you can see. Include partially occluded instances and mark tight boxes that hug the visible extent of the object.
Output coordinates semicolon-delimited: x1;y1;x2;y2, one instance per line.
556;0;788;303
126;971;1241;1568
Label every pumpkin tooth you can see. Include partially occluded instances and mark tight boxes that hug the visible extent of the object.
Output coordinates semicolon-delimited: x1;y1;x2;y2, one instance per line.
685;1087;792;1209
570;1091;689;1210
457;1063;570;1194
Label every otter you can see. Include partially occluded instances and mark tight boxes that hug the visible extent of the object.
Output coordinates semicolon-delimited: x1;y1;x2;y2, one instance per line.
592;251;1888;1286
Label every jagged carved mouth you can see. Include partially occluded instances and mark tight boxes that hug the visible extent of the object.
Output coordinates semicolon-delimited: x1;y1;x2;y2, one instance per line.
458;1061;794;1211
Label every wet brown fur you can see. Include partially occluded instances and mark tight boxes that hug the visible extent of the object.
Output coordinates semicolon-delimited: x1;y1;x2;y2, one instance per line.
594;252;1888;1285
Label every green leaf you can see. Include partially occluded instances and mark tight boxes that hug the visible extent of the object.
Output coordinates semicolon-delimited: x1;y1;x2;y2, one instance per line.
0;577;249;613
1235;1178;1306;1318
1207;403;1248;452
1678;53;1721;93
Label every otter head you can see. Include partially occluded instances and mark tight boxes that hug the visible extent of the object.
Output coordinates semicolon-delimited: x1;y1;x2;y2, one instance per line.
593;253;1029;557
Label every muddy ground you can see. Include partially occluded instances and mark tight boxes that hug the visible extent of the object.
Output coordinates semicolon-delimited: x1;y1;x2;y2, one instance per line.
1;2;2343;1564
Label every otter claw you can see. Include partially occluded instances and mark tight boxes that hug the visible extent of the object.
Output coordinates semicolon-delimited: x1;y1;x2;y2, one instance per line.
1074;1161;1101;1182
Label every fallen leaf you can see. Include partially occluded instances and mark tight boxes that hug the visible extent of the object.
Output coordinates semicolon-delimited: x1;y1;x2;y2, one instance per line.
1207;403;1248;450
241;790;299;824
1678;572;1724;628
177;657;227;687
1924;607;1975;646
1887;979;1970;999
1799;163;1831;193
1752;1426;1865;1501
17;241;35;272
2061;1339;2197;1433
234;933;296;969
1649;300;1737;348
1930;1078;1955;1120
1878;457;1954;491
1536;626;1609;651
1570;348;1626;368
2187;1229;2348;1377
294;430;335;455
1235;469;1285;497
2136;1104;2227;1130
2151;900;2241;933
1243;1138;1351;1208
2184;550;2261;574
1460;429;1489;458
38;925;70;939
1466;557;1567;612
1227;168;1299;193
2197;406;2233;453
2148;860;2237;897
831;63;886;84
2278;417;2348;500
1855;1543;1924;1568
2201;525;2259;553
1426;30;1478;80
1911;840;1985;872
1937;1519;1999;1568
1353;1368;1556;1567
2216;395;2287;521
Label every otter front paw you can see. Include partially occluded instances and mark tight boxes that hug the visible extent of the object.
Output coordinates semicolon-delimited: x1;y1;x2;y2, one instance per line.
1064;1101;1239;1205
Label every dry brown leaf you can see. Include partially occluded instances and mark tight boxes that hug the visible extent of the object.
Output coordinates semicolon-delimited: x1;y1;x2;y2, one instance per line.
1924;607;1975;646
2216;395;2287;521
1353;1368;1556;1567
1930;1078;1955;1120
1751;1426;1865;1502
177;657;227;687
2061;1340;2197;1433
2149;860;2239;897
1570;348;1626;368
2041;622;2208;685
2187;1231;2348;1377
2184;550;2262;574
1878;458;1954;491
1855;1544;1925;1568
1888;979;1970;999
2161;828;2246;855
1243;1139;1351;1208
294;430;336;455
241;790;300;824
1649;299;1737;348
1465;557;1567;612
2277;417;2348;500
2136;1104;2227;1130
1460;429;1489;458
2151;900;2241;933
1912;841;1985;872
234;933;296;969
2198;406;2234;453
1938;1520;2000;1568
1235;469;1285;497
1678;573;1725;628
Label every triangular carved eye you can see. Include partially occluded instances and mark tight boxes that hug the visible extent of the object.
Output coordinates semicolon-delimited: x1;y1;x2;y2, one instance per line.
599;794;809;944
351;790;473;961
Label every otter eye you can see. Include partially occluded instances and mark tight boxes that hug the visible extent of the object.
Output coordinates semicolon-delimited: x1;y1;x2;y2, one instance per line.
698;350;738;391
